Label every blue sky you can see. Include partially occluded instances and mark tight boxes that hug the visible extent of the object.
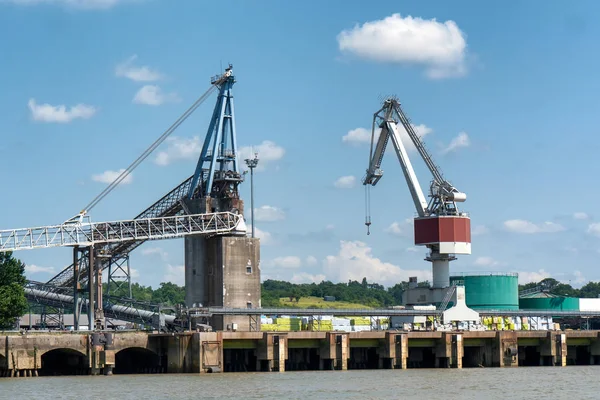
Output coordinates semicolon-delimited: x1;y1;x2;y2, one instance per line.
1;0;599;288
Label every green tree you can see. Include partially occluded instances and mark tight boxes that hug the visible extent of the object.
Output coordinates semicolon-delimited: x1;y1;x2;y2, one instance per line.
388;282;409;304
580;282;600;298
152;282;185;306
0;252;28;330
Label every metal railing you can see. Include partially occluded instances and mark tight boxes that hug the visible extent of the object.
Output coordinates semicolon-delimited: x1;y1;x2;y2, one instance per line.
451;271;519;278
0;212;243;252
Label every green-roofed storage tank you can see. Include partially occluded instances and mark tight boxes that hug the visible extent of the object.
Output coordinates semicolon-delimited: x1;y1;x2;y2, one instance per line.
449;272;519;310
519;297;579;311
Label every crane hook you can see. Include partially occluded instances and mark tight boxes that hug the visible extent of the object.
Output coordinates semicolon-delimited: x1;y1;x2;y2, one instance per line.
365;221;371;235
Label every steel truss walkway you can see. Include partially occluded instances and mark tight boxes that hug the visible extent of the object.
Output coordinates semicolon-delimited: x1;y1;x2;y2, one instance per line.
22;175;212;331
45;175;199;291
1;212;244;252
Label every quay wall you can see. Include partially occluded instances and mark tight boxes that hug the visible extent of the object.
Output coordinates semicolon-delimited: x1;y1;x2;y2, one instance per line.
2;329;600;376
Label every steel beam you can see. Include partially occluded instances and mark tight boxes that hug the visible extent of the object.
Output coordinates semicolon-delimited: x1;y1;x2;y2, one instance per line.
0;212;244;252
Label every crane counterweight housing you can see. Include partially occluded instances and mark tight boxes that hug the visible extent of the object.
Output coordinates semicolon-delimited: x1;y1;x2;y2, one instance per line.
414;215;471;255
363;97;472;297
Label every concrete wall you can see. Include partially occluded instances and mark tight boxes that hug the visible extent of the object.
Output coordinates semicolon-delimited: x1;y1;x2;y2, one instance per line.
221;237;261;307
185;232;261;332
4;329;600;377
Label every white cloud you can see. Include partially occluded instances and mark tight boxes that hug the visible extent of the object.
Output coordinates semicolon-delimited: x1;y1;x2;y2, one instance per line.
306;256;318;266
3;0;132;9
473;256;501;267
334;175;356;189
248;225;273;245
588;223;600;237
442;131;470;154
517;269;551;284
141;246;168;261
28;98;96;123
291;272;327;284
91;168;132;184
322;240;430;287
385;219;413;236
238;140;285;171
342;127;371;145
504;219;565;234
154;136;201;166
385;222;404;236
405;247;419;252
115;54;162;82
130;268;140;279
337;13;468;79
162;264;184;286
342;124;432;153
573;212;590;220
133;85;179;106
254;205;285;222
25;264;55;274
471;225;489;236
268;256;302;269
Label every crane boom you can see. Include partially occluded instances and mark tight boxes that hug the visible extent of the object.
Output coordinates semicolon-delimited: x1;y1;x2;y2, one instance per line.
364;98;467;217
364;104;428;216
393;103;445;185
361;97;471;289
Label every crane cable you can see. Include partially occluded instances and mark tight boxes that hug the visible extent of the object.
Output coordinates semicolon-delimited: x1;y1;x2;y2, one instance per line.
81;83;220;215
364;113;378;236
365;185;371;235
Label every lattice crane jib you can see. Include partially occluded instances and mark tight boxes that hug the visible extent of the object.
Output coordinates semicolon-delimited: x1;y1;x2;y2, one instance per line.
188;64;244;216
362;97;471;289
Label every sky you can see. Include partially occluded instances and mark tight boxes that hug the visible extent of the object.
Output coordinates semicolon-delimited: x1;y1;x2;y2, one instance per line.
1;0;599;289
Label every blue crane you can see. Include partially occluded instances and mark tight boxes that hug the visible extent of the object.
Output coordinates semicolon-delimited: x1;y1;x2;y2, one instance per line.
187;65;244;217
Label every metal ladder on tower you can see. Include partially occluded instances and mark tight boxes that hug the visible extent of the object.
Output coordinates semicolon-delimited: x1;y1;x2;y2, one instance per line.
437;284;457;318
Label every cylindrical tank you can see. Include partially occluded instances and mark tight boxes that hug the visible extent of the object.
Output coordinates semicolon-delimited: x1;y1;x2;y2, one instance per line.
449;272;519;310
519;297;579;311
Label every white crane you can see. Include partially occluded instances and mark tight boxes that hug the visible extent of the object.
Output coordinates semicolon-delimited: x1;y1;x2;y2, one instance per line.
363;97;471;289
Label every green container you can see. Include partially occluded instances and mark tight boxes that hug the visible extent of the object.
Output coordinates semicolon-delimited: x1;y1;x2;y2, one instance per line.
450;273;519;310
519;297;579;311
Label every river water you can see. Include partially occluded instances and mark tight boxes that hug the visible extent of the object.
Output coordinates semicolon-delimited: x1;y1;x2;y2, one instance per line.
2;368;598;399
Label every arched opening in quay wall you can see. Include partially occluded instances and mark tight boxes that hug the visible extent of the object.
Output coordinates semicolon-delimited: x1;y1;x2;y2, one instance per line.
518;345;548;366
114;347;163;374
348;347;380;370
407;347;436;368
463;346;485;368
567;345;591;366
0;354;7;377
40;349;88;376
286;347;320;371
223;349;257;372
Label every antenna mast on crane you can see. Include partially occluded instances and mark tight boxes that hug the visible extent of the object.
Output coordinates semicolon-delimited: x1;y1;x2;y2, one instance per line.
362;97;471;291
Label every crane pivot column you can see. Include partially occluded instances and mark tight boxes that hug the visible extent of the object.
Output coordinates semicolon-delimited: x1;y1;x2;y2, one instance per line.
363;98;471;306
183;65;261;332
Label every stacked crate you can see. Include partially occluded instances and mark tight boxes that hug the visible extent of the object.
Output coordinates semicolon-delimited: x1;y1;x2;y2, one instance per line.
350;317;372;332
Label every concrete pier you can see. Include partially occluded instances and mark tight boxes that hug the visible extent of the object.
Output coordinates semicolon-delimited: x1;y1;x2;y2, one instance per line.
3;329;600;377
185;231;261;331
